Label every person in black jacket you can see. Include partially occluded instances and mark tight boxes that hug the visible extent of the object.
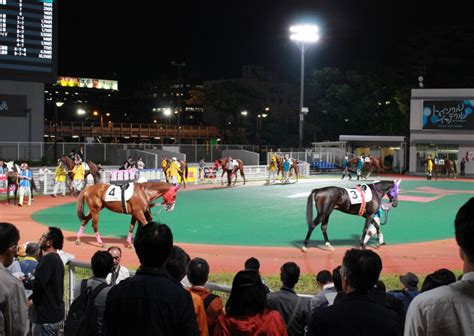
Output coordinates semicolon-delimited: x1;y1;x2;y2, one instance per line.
26;227;65;336
103;222;198;336
308;249;402;336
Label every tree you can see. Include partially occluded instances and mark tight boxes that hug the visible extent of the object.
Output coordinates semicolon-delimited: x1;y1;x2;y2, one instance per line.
305;67;409;142
204;81;263;143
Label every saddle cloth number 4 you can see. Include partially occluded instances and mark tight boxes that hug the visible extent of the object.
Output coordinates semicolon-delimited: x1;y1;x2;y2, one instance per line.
105;184;134;202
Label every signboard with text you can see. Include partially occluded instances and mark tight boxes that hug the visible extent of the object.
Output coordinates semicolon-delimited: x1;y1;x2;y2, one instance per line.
0;0;57;83
0;94;27;117
423;100;474;130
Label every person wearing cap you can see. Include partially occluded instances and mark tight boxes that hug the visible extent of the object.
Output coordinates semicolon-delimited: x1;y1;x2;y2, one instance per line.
18;162;33;206
388;272;420;315
341;156;352;180
38;165;51;193
168;157;181;185
52;159;68;197
72;160;85;195
225;157;234;187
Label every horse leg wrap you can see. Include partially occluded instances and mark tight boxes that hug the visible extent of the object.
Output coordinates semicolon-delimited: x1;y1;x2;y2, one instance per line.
77;226;84;239
96;232;103;245
127;232;133;245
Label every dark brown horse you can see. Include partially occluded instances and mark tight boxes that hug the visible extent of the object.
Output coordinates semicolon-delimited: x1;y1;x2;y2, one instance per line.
349;156;385;178
274;155;299;182
214;157;246;186
302;180;400;251
432;159;457;179
161;158;189;188
4;162;37;204
61;155;101;183
76;181;178;247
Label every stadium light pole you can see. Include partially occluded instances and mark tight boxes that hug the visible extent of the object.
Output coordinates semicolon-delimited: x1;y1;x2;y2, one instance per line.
290;24;319;148
172;61;186;144
53;101;64;162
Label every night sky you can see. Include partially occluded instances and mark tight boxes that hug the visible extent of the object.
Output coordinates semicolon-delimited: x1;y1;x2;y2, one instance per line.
58;0;474;87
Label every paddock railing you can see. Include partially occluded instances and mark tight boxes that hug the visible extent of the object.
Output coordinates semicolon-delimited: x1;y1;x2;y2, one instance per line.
1;163;310;196
66;260;311;311
66;260;232;310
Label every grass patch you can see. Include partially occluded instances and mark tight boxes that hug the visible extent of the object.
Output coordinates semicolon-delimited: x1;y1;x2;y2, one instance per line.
209;271;463;294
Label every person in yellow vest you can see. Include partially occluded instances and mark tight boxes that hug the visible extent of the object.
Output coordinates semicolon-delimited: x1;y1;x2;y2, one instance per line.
52;159;68;197
267;155;278;183
426;155;433;180
72;161;85;195
168;157;181;185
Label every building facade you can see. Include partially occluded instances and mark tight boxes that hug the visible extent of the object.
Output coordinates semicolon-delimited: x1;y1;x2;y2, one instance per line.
410;89;474;175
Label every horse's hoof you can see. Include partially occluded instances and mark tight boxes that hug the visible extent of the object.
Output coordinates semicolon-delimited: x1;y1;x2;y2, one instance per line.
75;239;81;245
301;246;307;253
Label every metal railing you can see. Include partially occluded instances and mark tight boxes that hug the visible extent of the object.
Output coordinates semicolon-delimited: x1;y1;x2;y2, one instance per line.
2;163;310;196
66;260;232;309
44;121;220;139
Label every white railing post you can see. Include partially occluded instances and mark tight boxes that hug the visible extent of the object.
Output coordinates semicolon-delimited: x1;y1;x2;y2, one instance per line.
68;264;75;308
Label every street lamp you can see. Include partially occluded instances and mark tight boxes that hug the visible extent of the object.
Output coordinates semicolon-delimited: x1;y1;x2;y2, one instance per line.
172;61;186;143
163;107;172;127
290;24;319;148
241;110;248;116
257;113;268;152
53;101;64;161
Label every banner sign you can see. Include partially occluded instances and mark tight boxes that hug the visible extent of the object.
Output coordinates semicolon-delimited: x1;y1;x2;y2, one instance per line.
57;77;118;91
423;100;474;130
0;174;15;193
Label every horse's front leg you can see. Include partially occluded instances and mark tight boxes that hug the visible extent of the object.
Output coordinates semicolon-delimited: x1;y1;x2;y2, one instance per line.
220;170;225;186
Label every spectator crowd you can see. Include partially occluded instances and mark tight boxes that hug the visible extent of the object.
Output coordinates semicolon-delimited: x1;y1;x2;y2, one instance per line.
1;197;474;335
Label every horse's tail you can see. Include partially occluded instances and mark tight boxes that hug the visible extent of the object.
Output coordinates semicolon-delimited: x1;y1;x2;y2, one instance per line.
76;188;87;221
184;162;188;179
306;189;318;229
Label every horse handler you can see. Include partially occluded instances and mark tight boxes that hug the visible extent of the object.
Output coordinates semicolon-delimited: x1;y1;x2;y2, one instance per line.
18;162;33;206
52;159;68;197
426;156;433;180
267;155;277;183
72;161;85;195
362;206;385;246
225;157;234;186
168;157;181;185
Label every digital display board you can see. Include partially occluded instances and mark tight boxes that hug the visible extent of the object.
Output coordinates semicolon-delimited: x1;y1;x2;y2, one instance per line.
0;0;57;83
422;100;474;130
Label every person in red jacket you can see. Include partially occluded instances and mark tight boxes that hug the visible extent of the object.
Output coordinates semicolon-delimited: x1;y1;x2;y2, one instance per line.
214;270;288;336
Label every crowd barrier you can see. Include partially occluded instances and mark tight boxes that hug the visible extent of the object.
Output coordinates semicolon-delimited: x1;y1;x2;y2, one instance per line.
0;163;310;196
66;260;232;310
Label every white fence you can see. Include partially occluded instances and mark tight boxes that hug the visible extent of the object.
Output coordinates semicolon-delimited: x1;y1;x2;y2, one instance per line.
3;163;310;196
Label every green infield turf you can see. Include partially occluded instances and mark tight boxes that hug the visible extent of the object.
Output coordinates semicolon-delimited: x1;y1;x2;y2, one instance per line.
32;179;473;247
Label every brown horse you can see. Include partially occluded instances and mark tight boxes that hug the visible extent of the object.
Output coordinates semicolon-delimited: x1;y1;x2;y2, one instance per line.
161;158;189;188
4;162;37;204
348;156;385;178
274;155;299;182
214;157;246;186
75;181;178;247
61;155;101;189
432;159;457;179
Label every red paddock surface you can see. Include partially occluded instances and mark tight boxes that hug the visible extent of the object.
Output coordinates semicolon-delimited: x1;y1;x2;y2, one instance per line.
3;177;464;276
